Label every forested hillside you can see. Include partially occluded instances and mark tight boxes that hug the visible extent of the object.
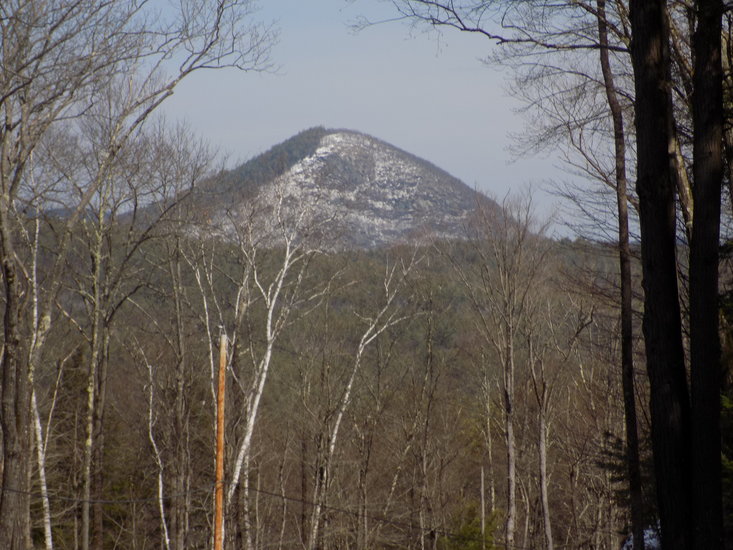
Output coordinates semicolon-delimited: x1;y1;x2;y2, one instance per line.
27;190;654;549
212;127;333;198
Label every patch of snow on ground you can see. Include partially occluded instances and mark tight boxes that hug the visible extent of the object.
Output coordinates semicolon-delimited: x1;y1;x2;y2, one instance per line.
620;526;661;550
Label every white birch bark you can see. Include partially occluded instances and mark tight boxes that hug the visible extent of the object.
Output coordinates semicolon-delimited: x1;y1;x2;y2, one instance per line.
208;188;329;550
24;210;54;550
145;359;171;550
32;391;53;550
30;347;76;550
226;238;296;507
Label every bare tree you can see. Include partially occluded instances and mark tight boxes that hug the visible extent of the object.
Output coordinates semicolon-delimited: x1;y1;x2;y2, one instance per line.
120;122;215;550
593;3;646;547
182;180;331;550
443;191;550;550
306;251;419;550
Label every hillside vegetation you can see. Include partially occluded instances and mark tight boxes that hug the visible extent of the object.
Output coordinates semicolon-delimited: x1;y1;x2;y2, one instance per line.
25;178;658;549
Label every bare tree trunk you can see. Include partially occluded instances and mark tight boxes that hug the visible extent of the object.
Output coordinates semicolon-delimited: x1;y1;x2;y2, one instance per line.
226;232;315;512
146;360;171;550
630;1;693;548
724;28;733;211
81;215;108;550
170;245;191;550
307;340;374;550
528;336;553;550
239;459;254;550
519;478;530;550
301;435;308;547
488;423;495;515
671;133;694;243
538;411;553;550
307;259;414;550
482;373;496;514
690;1;724;548
277;446;288;550
504;339;517;550
91;334;110;550
596;2;646;547
0;208;32;550
481;465;486;550
81;320;100;550
27;217;54;550
356;416;374;550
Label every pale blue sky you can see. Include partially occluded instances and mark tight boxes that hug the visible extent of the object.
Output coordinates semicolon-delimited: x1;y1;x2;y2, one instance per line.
162;0;561;207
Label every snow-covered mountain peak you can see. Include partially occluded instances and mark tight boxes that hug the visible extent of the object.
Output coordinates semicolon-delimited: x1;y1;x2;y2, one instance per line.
203;127;498;249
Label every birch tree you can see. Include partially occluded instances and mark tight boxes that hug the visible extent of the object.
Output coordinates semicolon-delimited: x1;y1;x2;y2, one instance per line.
226;203;323;550
182;180;331;550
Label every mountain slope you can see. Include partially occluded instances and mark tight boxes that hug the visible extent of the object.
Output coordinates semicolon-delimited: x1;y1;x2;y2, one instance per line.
198;127;499;248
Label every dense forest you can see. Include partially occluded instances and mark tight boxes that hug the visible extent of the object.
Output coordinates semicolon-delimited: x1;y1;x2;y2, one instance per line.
3;1;733;550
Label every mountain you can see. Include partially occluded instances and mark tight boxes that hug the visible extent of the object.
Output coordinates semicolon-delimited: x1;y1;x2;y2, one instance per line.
195;127;499;249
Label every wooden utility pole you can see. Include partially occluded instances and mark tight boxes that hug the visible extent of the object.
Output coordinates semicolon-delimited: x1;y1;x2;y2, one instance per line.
214;333;227;550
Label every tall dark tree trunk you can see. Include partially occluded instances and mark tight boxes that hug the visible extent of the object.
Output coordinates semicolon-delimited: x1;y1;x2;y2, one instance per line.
723;27;733;211
0;224;31;550
629;1;693;549
596;2;645;547
690;1;724;548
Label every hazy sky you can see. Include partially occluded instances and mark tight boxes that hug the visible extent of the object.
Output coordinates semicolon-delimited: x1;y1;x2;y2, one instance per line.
163;0;563;211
